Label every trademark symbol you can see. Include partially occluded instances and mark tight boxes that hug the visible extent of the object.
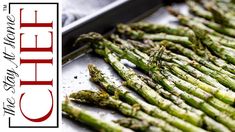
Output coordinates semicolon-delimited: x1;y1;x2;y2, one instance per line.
3;5;7;11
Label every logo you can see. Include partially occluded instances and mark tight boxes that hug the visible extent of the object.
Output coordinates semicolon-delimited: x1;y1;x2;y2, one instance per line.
0;0;59;129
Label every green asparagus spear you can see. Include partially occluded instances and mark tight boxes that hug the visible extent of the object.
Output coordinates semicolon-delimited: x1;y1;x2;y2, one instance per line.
209;5;235;28
167;7;235;41
117;24;193;47
205;0;235;12
209;35;235;49
147;54;235;131
160;62;235;116
117;37;235;92
124;40;235;115
114;118;163;132
128;44;235;114
137;73;232;131
158;40;235;77
192;26;235;65
104;51;231;132
171;59;230;91
138;74;204;115
76;33;235;131
188;0;235;28
189;61;235;91
160;41;235;75
128;22;207;57
62;98;133;132
187;0;213;20
88;64;206;132
129;22;196;39
208;55;235;75
158;41;235;92
70;90;181;132
192;16;235;37
95;49;209;118
105;53;203;126
168;5;235;37
165;59;235;104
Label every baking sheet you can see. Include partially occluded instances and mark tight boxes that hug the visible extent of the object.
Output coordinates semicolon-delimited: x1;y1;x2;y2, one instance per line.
62;3;188;132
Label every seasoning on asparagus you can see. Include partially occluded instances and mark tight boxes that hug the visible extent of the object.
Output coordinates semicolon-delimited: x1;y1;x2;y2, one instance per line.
114;118;163;132
114;36;235;101
62;98;134;132
128;22;207;57
159;40;235;77
124;37;235;88
137;73;231;132
123;39;235;115
75;33;235;131
117;24;193;47
70;90;181;132
186;0;213;20
167;6;235;41
192;25;235;65
88;64;207;132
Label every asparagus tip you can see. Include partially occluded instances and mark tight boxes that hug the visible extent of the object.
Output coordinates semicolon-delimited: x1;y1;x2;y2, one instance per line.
166;6;181;17
73;32;104;47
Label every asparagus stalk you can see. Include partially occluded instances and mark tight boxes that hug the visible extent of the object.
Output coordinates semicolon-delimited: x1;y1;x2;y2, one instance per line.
128;22;207;57
114;118;163;132
167;7;235;41
188;0;235;28
129;43;235;114
175;1;235;35
192;16;235;37
116;24;193;47
172;59;230;91
189;61;235;91
103;51;231;132
161;62;235;117
124;40;235;115
62;98;133;132
129;22;196;39
208;4;235;28
162;39;235;72
147;56;235;131
76;33;235;131
180;14;235;41
137;73;232;131
191;26;235;65
119;23;234;76
95;46;209;118
70;90;181;132
88;64;206;132
186;1;235;48
159;40;235;77
104;52;203;126
138;74;204;115
166;59;235;104
206;0;235;13
159;42;235;92
209;35;235;49
187;0;213;20
118;37;235;92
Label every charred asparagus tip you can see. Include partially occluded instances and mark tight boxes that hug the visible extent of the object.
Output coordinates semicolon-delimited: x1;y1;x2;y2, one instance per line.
166;6;181;17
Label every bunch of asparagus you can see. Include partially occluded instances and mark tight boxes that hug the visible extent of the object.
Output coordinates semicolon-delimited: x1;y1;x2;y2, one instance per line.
63;0;235;131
